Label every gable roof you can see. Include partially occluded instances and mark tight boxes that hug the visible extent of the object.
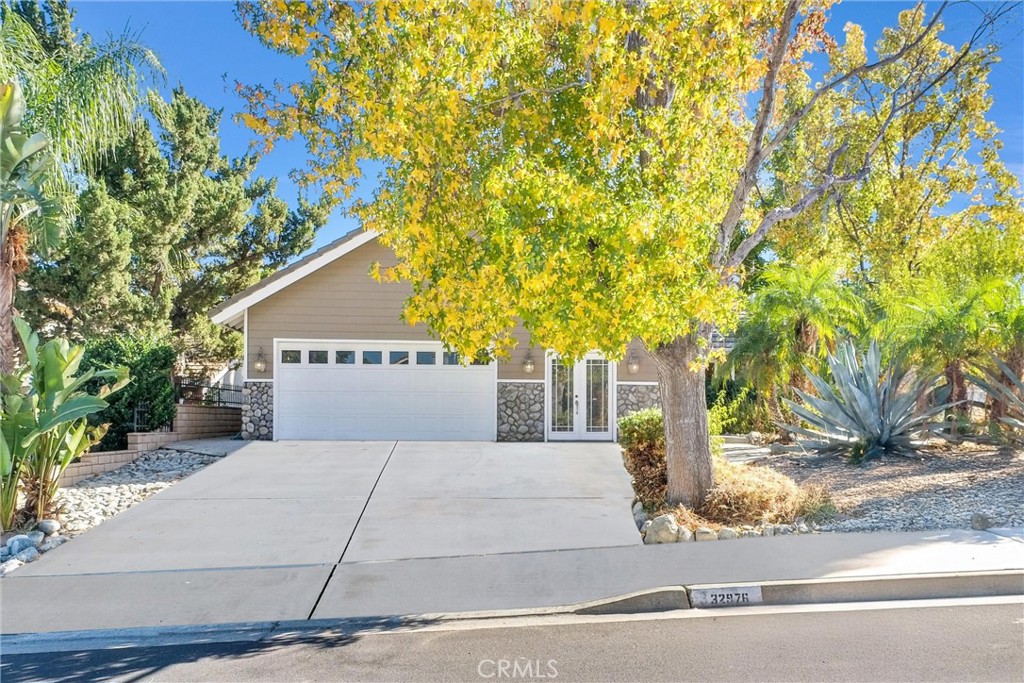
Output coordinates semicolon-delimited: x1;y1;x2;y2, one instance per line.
209;228;379;328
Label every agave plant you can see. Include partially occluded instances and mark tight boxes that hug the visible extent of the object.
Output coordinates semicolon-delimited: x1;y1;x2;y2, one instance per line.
967;356;1024;442
782;340;955;463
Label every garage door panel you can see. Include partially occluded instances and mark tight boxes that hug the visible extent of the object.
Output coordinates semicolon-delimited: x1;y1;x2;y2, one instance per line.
274;341;496;441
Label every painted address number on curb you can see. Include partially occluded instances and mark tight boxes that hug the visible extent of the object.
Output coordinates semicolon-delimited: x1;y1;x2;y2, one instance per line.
690;586;764;608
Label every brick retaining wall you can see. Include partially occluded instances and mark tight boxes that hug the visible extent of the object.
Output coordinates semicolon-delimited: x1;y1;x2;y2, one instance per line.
58;404;242;486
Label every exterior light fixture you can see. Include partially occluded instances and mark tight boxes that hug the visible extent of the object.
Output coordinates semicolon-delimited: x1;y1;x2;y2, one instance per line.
253;347;268;373
522;350;536;374
627;353;640;375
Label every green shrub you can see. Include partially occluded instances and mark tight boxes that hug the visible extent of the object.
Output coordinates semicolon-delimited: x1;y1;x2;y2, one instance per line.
618;408;666;507
1;319;128;527
83;335;177;450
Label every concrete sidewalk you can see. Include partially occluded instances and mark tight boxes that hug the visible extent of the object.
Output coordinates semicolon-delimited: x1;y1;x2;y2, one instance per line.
2;527;1021;634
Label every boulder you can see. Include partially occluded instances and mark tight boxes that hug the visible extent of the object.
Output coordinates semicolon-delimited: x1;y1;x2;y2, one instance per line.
677;526;694;542
970;512;992;530
14;547;39;563
694;527;718;541
717;528;738;540
27;530;45;547
644;515;680;544
37;519;61;536
6;535;32;555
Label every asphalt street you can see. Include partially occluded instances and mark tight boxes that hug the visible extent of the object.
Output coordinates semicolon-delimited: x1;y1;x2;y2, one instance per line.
3;598;1021;682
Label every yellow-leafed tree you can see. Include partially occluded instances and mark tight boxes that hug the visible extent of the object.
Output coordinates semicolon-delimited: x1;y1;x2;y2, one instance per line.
236;0;1009;506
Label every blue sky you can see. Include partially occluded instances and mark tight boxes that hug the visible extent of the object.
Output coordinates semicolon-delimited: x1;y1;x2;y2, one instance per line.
69;0;1023;254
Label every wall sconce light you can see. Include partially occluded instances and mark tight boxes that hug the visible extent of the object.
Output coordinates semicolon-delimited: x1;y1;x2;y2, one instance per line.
522;350;536;375
253;347;267;373
627;353;640;375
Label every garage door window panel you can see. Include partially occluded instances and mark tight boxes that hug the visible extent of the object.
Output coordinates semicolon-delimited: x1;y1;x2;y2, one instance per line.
362;351;382;365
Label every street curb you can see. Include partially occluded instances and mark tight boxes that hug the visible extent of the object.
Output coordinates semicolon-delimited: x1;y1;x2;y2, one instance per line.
688;570;1024;608
2;570;1020;655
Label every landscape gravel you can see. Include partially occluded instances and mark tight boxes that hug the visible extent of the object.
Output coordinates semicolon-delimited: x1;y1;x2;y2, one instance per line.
766;443;1024;532
55;449;220;535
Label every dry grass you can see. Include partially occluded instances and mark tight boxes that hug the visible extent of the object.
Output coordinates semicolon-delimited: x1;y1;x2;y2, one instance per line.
637;454;838;530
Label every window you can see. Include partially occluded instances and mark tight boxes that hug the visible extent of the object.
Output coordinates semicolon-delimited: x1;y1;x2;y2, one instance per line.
336;350;355;364
309;350;328;364
389;351;409;365
442;352;460;366
281;350;301;364
362;350;382;365
416;351;436;365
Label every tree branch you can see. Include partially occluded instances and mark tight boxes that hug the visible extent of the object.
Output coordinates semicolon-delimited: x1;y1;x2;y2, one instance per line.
712;0;800;265
722;0;1010;272
714;1;950;266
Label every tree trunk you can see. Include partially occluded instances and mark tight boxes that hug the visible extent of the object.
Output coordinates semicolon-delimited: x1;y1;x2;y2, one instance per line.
0;241;15;376
944;360;968;439
651;332;714;508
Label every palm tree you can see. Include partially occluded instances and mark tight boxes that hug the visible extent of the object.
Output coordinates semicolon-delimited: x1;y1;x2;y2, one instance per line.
0;81;61;374
0;5;161;373
0;6;162;181
885;274;1009;434
723;260;867;429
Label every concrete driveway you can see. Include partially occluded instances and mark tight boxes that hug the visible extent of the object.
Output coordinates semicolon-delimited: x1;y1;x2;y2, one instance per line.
2;441;640;633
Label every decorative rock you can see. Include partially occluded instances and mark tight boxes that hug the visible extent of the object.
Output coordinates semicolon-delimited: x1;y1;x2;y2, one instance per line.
677;527;694;542
747;431;764;445
970;512;991;530
497;382;545;442
0;559;23;577
694;527;718;541
776;524;794;535
769;443;788;455
796;521;810;534
6;535;33;555
0;546;8;561
717;528;738;540
640;520;653;537
632;502;649;529
27;530;45;547
14;547;39;563
37;519;61;536
740;530;760;538
38;535;68;553
644;514;680;544
242;382;274;440
616;384;661;420
761;525;776;537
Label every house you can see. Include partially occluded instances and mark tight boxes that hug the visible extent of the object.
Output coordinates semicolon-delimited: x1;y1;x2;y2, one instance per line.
209;229;664;442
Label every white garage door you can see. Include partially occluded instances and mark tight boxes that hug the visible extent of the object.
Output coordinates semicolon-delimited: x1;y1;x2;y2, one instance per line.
274;340;496;441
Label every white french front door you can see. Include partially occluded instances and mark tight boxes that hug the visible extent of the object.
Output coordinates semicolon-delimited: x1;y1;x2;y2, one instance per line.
547;352;614;441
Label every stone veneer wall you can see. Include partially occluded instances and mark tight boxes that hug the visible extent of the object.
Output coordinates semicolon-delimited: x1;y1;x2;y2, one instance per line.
242;381;274;440
497;381;545;442
616;383;661;420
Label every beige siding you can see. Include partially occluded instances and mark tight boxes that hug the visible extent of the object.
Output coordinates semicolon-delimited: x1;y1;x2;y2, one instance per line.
247;240;431;379
246;236;658;385
496;323;545;381
616;339;659;383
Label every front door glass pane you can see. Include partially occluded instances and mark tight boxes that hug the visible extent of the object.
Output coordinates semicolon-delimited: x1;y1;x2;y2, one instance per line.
550;357;574;433
586;359;609;432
